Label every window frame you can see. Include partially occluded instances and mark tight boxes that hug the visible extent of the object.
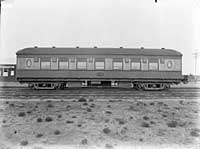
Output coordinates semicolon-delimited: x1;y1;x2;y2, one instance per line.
95;58;105;70
10;70;15;76
40;57;51;70
41;61;51;70
58;58;69;70
130;58;141;70
59;61;69;70
149;62;158;70
131;62;141;70
112;58;123;70
148;58;158;71
3;68;8;77
77;58;87;70
113;61;123;70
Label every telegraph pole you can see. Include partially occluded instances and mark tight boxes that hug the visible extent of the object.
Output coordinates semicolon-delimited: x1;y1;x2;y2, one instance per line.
193;50;199;81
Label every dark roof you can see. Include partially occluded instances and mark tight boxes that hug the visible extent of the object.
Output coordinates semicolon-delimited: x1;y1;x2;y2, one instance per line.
16;47;182;56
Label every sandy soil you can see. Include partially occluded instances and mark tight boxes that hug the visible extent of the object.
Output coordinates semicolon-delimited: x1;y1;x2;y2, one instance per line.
0;98;200;149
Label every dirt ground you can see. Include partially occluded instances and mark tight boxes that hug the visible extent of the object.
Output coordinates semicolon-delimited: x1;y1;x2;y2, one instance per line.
0;98;200;149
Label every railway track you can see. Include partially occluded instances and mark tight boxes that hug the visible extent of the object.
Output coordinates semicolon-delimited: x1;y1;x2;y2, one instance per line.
0;87;199;100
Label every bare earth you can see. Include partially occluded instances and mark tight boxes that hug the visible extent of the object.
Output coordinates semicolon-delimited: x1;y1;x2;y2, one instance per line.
0;88;200;149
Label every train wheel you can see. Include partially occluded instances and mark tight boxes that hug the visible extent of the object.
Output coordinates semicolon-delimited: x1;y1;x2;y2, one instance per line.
60;83;65;90
142;83;170;91
135;83;143;90
28;83;34;89
32;83;57;90
163;84;170;90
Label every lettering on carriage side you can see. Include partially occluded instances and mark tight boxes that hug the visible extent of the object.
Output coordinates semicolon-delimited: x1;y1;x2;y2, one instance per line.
26;59;32;68
167;61;173;69
96;72;104;76
164;59;174;71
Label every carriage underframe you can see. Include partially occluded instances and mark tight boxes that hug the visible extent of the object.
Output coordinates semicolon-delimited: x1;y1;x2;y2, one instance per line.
19;78;181;90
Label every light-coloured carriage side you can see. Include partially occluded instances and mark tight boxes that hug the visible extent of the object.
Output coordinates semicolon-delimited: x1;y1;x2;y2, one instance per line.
16;47;184;90
16;56;181;72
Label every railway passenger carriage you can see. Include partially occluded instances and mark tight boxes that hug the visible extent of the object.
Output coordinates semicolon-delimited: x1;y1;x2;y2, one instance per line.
16;47;184;90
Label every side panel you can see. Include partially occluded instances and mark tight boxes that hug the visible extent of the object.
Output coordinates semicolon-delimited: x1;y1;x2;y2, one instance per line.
16;55;183;82
169;59;181;71
16;70;183;80
17;58;40;70
17;55;182;71
51;57;58;70
105;58;112;70
141;58;148;70
87;58;94;70
159;59;181;71
17;58;26;69
123;58;131;70
69;58;76;70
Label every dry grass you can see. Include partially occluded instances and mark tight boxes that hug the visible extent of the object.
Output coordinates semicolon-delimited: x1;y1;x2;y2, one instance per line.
0;98;199;147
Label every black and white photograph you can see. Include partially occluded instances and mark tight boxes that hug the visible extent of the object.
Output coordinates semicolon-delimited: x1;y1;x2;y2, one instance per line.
0;0;200;148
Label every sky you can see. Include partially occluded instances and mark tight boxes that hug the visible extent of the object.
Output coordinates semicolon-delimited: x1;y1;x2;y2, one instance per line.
0;0;200;75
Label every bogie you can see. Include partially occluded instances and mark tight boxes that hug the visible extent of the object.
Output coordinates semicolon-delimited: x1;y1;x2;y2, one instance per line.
132;83;171;91
29;83;59;90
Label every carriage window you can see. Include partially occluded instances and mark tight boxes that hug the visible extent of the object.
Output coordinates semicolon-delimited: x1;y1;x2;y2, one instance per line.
95;62;104;69
3;69;8;77
131;58;141;70
0;70;1;76
149;58;158;70
77;59;87;69
113;62;123;70
41;62;50;69
131;62;140;70
113;58;123;70
59;61;69;69
95;58;105;70
77;62;87;69
41;57;51;69
149;63;158;70
59;58;69;69
10;70;15;76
